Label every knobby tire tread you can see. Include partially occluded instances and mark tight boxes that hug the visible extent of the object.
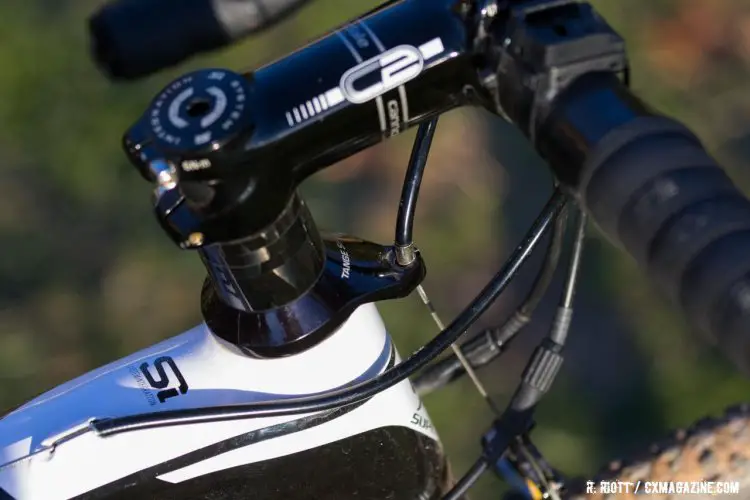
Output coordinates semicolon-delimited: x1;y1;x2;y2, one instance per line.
565;403;750;500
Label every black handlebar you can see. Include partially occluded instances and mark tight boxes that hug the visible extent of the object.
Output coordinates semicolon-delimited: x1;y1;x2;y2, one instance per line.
538;72;750;375
89;0;311;79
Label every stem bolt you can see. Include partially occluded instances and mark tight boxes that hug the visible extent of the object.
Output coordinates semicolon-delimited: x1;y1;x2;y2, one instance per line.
186;232;205;247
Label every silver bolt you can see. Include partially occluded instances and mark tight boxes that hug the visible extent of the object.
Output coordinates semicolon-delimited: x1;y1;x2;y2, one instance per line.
395;244;417;267
483;1;498;18
186;232;205;247
149;159;177;190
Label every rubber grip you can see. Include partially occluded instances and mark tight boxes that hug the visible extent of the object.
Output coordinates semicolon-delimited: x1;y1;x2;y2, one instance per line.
579;116;750;374
88;0;309;80
89;0;228;80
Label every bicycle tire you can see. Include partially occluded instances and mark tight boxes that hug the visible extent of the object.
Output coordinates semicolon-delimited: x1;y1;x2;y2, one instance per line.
565;403;750;500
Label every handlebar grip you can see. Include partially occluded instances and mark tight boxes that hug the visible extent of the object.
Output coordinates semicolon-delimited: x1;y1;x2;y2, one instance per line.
579;115;750;372
89;0;309;80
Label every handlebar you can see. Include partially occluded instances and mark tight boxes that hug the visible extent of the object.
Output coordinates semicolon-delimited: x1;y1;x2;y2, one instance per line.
538;72;750;374
89;0;312;79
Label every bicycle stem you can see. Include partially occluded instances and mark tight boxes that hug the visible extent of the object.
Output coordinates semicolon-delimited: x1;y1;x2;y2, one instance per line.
124;0;628;290
125;0;489;242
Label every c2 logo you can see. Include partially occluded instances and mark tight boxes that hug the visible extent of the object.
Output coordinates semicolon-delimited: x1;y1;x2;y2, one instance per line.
139;356;189;403
340;45;424;104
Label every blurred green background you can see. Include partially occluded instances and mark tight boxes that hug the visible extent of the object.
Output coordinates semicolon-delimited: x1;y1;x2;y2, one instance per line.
2;0;750;498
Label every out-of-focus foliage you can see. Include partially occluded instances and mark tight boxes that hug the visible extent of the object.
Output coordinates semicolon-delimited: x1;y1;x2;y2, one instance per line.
1;1;750;499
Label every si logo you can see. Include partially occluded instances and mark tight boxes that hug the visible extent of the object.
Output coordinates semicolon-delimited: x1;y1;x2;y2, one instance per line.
139;356;189;403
